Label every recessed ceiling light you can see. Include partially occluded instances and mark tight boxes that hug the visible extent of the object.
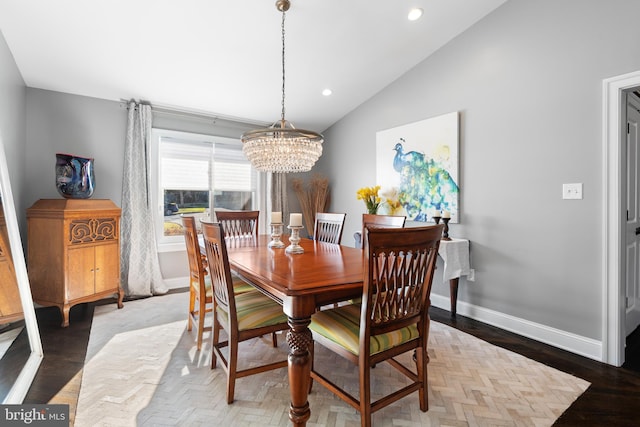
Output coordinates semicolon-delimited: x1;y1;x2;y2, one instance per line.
322;89;332;96
408;8;423;21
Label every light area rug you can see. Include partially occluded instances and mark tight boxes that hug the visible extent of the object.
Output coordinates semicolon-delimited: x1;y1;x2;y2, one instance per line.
75;292;589;427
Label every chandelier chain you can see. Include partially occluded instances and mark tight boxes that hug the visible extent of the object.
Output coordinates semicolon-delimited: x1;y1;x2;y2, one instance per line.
281;9;286;124
240;0;323;173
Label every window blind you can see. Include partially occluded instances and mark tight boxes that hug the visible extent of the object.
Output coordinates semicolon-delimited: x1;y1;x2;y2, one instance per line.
160;137;255;192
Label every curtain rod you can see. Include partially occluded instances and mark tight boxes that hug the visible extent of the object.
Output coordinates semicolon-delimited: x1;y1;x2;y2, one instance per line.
119;99;270;127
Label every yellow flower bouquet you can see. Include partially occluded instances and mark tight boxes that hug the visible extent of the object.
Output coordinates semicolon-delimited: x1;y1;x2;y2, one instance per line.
356;185;381;214
379;187;407;216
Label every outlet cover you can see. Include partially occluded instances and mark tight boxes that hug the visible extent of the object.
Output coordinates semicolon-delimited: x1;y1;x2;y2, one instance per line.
562;183;583;199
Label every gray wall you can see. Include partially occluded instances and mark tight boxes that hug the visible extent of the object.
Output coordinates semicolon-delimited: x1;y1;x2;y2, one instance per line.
0;30;27;235
25;89;127;207
315;0;640;342
23;89;261;281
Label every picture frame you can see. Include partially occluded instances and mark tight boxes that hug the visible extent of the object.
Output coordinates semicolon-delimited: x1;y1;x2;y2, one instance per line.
376;111;460;223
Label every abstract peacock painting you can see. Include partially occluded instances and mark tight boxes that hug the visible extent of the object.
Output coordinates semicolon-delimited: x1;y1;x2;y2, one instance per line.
376;112;459;222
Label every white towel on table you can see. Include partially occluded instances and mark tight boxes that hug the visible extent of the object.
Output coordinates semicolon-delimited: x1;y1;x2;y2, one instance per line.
438;238;471;281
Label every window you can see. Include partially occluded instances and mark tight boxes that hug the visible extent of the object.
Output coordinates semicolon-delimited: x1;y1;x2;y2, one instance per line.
151;129;265;251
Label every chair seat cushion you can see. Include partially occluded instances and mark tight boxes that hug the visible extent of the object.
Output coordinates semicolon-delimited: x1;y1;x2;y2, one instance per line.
201;274;254;299
309;303;419;356
231;274;256;294
217;290;288;331
202;275;213;299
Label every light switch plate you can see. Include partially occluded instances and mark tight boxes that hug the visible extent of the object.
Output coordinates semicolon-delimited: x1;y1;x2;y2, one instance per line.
562;183;583;199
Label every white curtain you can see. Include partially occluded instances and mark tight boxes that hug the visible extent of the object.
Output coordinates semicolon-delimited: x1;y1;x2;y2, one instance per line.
120;101;167;297
271;173;288;224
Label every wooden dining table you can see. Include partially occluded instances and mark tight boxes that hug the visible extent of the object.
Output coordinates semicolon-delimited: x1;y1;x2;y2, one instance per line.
225;234;364;426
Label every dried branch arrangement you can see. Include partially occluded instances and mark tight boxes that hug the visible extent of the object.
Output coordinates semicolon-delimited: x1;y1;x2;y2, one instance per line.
292;174;330;235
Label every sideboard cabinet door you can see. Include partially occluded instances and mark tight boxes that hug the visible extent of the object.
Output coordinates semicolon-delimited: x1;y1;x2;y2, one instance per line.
94;243;120;294
27;199;124;327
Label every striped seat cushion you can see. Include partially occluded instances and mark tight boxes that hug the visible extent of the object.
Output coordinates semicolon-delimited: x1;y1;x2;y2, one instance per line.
231;274;256;294
201;275;213;299
217;290;288;331
309;303;419;356
202;274;255;299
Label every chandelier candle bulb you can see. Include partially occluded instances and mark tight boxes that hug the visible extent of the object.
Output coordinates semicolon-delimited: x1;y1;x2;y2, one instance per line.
271;212;282;224
290;213;303;227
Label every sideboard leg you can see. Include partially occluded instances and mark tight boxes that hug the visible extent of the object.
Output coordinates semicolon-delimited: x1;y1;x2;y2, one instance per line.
60;304;70;327
117;288;124;309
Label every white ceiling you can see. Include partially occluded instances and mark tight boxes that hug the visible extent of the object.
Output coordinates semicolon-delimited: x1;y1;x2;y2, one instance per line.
0;0;506;132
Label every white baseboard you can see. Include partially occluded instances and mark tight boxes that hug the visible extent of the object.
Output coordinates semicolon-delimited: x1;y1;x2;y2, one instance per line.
430;293;603;362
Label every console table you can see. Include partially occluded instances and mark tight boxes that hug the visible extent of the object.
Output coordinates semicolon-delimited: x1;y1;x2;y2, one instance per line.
438;238;471;316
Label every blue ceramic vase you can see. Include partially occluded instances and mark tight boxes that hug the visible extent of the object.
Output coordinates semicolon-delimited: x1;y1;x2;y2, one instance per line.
55;153;95;199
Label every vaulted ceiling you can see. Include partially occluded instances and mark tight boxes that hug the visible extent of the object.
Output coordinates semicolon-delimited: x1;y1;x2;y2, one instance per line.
0;0;507;131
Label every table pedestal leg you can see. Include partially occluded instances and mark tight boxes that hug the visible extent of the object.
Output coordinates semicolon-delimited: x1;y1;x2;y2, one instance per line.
286;317;313;427
449;278;459;317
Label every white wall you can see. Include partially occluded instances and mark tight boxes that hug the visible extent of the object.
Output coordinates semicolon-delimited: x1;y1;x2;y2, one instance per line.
315;0;640;350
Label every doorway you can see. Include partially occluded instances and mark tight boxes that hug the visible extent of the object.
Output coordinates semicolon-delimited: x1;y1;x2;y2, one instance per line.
603;70;640;367
624;89;640;338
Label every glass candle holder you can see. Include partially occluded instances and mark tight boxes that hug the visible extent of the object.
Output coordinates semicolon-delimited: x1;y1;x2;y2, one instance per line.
268;223;285;248
285;225;304;254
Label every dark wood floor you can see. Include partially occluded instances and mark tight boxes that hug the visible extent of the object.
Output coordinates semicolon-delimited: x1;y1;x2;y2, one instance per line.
5;292;640;425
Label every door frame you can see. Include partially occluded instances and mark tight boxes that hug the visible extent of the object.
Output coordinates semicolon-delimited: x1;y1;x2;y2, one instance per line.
603;70;640;366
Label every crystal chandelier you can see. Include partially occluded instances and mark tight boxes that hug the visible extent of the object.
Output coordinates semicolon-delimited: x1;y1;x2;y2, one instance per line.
241;0;323;173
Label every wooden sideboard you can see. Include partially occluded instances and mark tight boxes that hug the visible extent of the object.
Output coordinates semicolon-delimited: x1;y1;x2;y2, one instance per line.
27;199;124;327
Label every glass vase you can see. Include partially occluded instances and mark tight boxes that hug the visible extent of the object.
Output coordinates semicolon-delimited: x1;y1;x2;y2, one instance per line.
55;153;95;199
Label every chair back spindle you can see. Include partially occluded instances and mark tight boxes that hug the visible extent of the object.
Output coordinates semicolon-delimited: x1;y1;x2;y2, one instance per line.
182;216;212;350
314;212;346;244
215;210;259;239
183;216;207;282
201;222;235;326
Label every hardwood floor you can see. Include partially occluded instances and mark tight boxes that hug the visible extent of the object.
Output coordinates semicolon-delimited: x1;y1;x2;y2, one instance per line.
23;304;93;406
6;292;640;426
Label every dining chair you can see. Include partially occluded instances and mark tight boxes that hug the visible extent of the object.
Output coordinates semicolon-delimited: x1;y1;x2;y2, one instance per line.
313;212;346;244
309;224;444;427
213;209;278;346
214;210;259;239
183;216;256;351
362;213;406;231
201;221;290;404
354;213;407;249
182;216;213;351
